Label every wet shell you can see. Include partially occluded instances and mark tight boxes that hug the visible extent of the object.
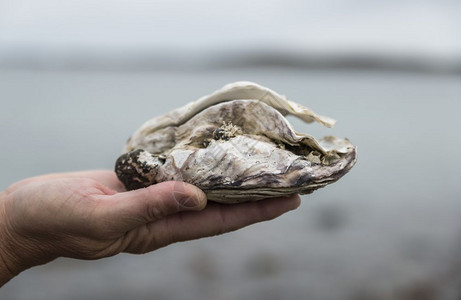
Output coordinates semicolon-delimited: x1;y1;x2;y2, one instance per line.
115;82;357;203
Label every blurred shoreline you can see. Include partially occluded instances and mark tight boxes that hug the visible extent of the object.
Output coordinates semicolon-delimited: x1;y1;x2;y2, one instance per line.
1;48;460;75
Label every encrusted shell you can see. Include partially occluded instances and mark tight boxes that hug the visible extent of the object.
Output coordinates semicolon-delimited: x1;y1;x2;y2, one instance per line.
115;82;357;203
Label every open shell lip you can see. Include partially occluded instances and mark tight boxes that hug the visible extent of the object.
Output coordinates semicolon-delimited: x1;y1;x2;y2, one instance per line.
124;81;336;153
115;82;357;203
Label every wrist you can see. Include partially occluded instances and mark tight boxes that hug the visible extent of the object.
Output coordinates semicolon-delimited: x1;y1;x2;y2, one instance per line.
0;234;16;286
0;192;18;285
0;191;52;286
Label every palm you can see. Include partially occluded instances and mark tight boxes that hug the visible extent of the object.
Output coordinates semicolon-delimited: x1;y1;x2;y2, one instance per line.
4;171;130;260
1;170;300;270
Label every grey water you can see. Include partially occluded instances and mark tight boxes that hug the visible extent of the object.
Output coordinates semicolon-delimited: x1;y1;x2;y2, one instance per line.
1;68;461;299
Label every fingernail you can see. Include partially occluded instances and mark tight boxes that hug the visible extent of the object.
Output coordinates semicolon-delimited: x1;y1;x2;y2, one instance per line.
173;183;207;209
292;196;301;209
286;194;301;210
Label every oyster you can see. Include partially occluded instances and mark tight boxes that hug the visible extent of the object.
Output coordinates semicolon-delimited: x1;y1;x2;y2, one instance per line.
115;81;357;203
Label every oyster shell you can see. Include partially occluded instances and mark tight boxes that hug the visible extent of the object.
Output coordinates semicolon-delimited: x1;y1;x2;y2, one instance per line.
115;81;357;203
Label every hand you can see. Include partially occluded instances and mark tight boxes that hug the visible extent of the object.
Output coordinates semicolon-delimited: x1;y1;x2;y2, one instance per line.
0;170;300;285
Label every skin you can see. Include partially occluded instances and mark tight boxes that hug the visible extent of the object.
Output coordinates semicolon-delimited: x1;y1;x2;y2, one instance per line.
0;170;300;286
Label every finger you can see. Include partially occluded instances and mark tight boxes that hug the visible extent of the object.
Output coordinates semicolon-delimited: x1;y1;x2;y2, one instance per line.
5;170;125;193
98;181;207;233
124;194;301;252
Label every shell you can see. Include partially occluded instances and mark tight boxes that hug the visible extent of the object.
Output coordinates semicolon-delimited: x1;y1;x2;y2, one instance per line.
115;82;357;203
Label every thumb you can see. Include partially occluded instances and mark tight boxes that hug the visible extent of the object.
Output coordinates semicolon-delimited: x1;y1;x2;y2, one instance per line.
100;181;207;232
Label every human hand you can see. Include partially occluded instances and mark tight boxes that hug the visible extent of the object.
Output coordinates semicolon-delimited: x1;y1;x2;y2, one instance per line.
0;170;300;285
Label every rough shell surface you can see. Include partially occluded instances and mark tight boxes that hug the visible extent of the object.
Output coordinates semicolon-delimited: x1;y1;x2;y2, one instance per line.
115;82;357;203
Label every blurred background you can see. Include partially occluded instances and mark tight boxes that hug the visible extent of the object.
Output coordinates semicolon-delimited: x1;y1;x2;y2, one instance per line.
1;0;461;299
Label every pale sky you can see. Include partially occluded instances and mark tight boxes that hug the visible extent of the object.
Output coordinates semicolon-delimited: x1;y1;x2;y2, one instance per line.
0;0;460;61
